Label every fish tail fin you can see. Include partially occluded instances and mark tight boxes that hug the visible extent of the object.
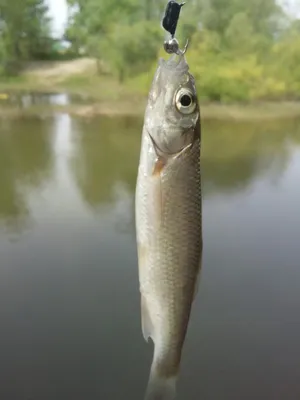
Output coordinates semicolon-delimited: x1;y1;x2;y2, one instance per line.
144;343;178;400
144;368;177;400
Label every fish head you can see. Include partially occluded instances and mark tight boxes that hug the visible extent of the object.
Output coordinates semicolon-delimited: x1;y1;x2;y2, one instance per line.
145;53;200;156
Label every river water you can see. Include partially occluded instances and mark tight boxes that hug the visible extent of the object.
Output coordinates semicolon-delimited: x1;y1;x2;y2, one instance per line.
0;94;300;400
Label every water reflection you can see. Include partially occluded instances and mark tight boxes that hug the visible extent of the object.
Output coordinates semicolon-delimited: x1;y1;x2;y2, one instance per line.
1;106;300;400
1;91;92;109
70;116;300;208
201;118;300;195
1;113;300;235
0;117;53;231
70;116;142;207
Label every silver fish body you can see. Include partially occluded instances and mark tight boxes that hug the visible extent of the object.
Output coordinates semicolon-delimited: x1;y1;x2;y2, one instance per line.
135;53;202;400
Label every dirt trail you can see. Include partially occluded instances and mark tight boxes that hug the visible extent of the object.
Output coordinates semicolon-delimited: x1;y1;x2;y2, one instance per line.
22;58;97;84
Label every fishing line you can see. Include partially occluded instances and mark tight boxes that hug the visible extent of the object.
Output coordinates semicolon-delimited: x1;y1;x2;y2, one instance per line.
162;0;185;38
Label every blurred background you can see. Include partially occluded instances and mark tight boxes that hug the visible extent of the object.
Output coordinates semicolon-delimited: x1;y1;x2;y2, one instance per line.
0;0;300;104
1;2;300;400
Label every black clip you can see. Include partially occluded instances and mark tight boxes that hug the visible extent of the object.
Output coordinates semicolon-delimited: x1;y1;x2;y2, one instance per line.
162;1;185;38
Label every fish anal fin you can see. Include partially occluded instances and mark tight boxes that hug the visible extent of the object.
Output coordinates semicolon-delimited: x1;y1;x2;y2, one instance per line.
137;243;147;271
141;295;154;343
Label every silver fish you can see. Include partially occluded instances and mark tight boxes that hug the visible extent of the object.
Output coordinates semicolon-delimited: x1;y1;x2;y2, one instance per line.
135;49;203;400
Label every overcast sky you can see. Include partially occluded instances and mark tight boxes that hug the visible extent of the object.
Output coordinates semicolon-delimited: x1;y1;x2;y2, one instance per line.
47;0;68;37
46;0;299;37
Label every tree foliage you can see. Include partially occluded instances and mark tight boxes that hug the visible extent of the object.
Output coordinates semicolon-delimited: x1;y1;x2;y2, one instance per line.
0;0;51;73
1;0;300;102
64;0;300;101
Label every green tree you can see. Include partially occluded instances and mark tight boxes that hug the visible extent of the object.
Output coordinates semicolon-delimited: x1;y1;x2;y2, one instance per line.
0;0;51;74
199;0;282;37
65;0;166;77
65;0;140;49
102;21;161;82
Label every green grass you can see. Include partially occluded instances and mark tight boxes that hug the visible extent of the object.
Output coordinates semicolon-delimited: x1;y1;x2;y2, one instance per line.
0;74;59;94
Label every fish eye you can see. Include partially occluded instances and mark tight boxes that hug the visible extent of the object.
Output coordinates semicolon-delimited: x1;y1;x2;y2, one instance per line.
175;89;196;114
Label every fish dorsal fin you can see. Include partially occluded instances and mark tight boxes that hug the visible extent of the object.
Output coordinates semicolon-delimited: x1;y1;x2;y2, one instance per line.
193;259;202;301
193;272;200;301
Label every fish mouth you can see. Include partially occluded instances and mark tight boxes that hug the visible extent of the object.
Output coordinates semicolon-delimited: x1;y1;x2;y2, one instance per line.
159;53;189;74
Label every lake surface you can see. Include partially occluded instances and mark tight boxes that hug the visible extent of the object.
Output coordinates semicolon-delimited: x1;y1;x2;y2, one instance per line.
1;96;300;400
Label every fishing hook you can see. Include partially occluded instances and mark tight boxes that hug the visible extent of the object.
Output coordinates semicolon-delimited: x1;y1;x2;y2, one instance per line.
162;1;188;55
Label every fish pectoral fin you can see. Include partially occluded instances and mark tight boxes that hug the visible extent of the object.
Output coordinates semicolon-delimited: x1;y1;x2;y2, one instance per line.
152;157;166;176
141;295;154;343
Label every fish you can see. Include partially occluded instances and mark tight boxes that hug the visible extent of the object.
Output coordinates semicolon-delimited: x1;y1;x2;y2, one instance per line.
135;49;203;400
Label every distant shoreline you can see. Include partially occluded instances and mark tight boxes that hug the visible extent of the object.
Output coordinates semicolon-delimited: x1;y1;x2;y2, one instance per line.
1;58;300;121
1;93;300;121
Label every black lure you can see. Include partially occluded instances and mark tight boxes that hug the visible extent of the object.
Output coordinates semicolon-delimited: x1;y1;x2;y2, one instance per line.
162;1;185;38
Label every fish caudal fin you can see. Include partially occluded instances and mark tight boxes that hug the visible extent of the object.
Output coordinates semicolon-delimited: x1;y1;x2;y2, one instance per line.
144;367;177;400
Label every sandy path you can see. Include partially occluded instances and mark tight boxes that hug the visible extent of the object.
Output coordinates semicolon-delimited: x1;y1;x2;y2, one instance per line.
22;58;97;84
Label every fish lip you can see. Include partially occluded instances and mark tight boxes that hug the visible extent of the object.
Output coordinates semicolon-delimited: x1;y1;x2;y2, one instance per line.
159;54;189;74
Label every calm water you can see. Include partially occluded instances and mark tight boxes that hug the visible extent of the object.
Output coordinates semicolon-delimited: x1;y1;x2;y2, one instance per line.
1;97;300;400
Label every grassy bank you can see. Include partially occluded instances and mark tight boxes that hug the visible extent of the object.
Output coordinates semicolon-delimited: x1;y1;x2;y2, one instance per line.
1;59;300;121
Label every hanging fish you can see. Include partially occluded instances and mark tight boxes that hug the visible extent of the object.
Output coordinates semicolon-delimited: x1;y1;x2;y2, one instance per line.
135;5;203;398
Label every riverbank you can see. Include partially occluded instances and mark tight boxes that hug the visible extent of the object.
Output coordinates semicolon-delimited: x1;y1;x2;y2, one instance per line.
1;58;300;121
